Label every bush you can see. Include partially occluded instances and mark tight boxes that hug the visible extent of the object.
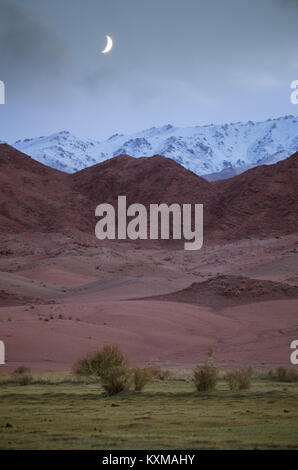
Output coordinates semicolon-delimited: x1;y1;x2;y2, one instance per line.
12;366;33;386
15;374;33;386
73;345;129;377
73;345;132;395
193;361;218;392
101;366;132;395
132;367;155;391
152;368;171;381
225;368;253;391
277;367;287;381
13;366;31;376
73;355;95;377
274;367;298;382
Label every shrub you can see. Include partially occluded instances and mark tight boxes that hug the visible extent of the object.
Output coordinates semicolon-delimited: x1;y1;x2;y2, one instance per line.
153;368;171;381
13;366;31;376
73;354;98;377
101;366;132;395
73;345;132;395
276;367;287;381
73;345;129;377
132;367;155;391
225;367;253;391
275;367;298;382
12;366;33;386
193;361;218;392
16;374;33;386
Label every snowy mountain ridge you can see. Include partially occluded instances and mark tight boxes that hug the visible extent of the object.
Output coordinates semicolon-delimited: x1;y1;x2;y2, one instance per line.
6;114;298;179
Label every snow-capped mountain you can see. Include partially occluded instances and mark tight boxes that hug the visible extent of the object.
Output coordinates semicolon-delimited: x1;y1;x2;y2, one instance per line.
13;131;100;173
9;115;298;178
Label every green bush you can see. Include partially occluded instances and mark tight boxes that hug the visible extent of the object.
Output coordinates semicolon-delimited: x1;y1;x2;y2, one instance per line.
193;361;218;392
225;367;253;391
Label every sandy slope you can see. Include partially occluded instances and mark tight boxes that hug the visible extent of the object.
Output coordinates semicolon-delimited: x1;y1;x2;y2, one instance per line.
1;296;297;372
0;234;298;372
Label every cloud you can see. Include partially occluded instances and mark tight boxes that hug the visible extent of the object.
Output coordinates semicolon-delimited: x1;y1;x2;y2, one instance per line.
0;0;69;82
278;0;298;8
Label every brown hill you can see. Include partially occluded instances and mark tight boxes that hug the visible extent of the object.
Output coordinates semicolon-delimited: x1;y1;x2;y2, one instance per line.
208;152;298;241
1;144;297;243
71;154;215;244
150;274;298;309
72;152;298;242
0;144;91;234
72;153;214;206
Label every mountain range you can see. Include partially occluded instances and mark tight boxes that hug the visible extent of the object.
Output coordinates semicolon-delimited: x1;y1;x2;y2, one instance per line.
1;143;297;242
7;114;298;179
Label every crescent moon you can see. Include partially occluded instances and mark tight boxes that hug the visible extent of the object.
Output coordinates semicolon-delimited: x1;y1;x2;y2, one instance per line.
101;35;113;54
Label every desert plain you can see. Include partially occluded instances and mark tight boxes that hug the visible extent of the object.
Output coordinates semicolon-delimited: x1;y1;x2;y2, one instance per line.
0;231;298;372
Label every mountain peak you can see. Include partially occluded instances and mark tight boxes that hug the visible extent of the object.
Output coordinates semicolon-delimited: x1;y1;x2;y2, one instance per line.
7;114;298;179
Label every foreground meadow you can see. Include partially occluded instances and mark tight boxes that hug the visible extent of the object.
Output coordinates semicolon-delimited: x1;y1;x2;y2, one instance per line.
0;375;298;450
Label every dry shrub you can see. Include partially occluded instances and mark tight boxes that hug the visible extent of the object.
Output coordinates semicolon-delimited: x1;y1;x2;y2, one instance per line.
193;361;218;392
275;367;298;382
12;366;33;386
73;345;131;395
154;368;171;381
13;366;31;375
101;366;132;395
73;345;129;377
16;374;33;386
132;367;155;391
225;367;253;391
73;354;95;377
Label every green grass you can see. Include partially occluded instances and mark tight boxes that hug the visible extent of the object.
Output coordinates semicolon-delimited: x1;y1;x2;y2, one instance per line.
0;378;298;449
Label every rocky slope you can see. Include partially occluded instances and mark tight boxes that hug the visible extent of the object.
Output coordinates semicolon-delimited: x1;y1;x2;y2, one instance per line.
1;144;297;243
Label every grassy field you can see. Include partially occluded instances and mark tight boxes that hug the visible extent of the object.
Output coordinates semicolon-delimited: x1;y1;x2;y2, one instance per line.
0;376;298;450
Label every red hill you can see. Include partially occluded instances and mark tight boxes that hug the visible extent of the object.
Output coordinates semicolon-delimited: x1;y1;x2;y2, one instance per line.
210;152;298;240
0;144;91;234
72;153;215;223
1;144;297;243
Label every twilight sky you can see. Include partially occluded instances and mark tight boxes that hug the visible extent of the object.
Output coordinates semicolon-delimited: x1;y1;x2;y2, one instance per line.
1;0;298;141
